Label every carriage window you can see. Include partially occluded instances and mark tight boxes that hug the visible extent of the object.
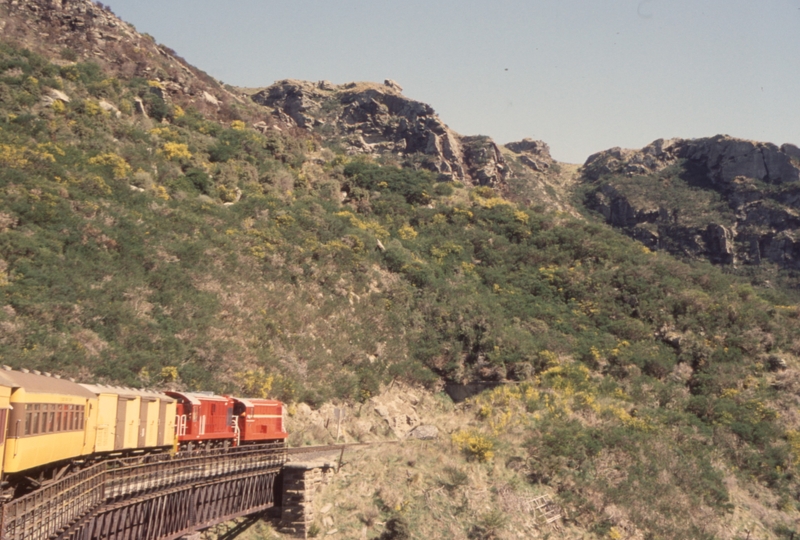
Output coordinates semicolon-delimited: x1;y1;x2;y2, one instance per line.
15;403;91;437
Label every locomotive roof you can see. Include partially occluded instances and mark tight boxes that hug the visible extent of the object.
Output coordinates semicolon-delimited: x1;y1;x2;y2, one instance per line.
229;396;282;408
165;391;229;405
0;368;96;399
232;397;255;408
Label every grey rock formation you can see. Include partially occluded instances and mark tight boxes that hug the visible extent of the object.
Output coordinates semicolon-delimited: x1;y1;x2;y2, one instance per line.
47;88;71;103
98;99;120;117
584;138;683;181
505;138;553;173
133;97;147;117
584;135;799;186
383;79;403;92
202;91;219;107
683;136;800;186
582;135;800;269
250;79;508;187
704;223;735;265
592;184;661;228
406;425;439;440
768;354;789;371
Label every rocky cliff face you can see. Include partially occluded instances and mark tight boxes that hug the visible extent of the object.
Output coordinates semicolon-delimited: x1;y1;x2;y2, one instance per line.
583;135;800;268
250;79;511;187
504;138;554;173
0;0;255;121
584;135;800;185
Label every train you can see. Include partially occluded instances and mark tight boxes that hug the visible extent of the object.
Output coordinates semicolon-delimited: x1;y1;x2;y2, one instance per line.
0;365;287;499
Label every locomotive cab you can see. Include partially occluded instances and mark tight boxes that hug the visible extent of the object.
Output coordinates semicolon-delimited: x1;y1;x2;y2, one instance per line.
229;397;287;446
166;391;235;449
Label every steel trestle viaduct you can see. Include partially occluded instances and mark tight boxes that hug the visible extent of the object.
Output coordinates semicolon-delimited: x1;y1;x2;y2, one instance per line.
1;442;287;540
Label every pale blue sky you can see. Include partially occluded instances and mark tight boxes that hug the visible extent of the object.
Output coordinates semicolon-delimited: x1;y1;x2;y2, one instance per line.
102;0;800;163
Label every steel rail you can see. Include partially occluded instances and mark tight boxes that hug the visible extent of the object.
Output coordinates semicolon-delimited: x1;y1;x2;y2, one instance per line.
286;441;397;455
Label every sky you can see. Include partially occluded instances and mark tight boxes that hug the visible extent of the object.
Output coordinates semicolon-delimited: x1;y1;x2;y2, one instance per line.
101;0;800;164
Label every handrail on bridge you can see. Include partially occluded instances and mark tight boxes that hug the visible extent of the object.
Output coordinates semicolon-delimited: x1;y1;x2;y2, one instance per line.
0;442;286;540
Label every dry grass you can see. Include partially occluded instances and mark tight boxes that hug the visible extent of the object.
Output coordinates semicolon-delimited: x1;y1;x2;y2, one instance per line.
287;440;559;539
228;386;577;540
222;382;800;540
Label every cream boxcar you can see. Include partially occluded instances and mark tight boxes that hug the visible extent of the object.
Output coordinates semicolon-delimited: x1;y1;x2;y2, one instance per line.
79;385;177;454
131;388;176;449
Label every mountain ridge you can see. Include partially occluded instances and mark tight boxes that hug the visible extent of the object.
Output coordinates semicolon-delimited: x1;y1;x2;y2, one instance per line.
4;2;800;538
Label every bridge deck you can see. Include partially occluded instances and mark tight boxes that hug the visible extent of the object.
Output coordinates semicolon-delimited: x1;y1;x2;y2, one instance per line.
1;442;286;540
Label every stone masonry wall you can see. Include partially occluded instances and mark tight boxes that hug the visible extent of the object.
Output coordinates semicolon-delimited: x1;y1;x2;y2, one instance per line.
279;463;335;539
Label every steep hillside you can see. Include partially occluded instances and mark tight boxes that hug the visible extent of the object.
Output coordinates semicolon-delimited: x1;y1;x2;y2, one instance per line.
4;1;800;538
0;0;286;125
243;78;578;214
581;136;800;271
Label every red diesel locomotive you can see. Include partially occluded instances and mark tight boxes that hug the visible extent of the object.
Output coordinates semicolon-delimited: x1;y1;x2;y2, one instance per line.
232;397;287;445
167;391;235;449
167;391;287;449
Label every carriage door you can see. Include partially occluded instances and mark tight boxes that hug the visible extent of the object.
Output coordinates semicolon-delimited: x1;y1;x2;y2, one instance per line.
114;397;128;450
157;401;168;446
138;399;150;447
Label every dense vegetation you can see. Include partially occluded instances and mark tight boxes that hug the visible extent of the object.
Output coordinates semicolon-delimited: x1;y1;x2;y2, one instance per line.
3;40;800;537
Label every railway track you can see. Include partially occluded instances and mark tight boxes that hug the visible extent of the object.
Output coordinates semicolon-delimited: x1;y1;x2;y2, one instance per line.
285;441;397;463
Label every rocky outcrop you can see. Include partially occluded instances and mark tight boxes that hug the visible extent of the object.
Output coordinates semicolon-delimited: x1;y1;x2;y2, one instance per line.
704;223;735;265
592;184;662;228
684;137;800;187
584;138;683;181
584;135;800;186
370;389;420;438
250;79;508;187
0;0;248;121
406;425;438;440
583;135;800;268
505;138;554;173
1;0;132;47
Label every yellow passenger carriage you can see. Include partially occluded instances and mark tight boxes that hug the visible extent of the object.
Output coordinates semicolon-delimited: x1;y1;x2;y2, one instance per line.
1;367;97;486
0;383;11;478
